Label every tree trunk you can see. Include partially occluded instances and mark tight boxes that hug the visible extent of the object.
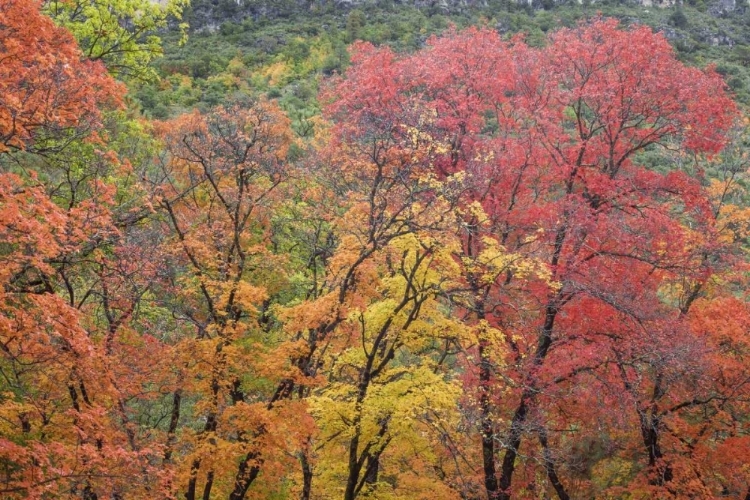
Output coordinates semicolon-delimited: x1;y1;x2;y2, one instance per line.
300;449;313;500
479;341;499;499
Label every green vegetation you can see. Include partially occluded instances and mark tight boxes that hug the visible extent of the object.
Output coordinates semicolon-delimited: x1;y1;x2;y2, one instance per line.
43;0;189;82
131;0;750;128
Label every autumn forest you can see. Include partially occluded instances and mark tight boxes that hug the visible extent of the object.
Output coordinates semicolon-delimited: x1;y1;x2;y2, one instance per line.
3;0;750;498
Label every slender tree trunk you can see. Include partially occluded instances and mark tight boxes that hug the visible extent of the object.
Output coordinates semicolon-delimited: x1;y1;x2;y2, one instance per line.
539;428;570;500
164;390;182;462
228;452;262;500
201;471;214;500
364;455;379;485
498;294;562;500
185;460;200;500
344;399;365;500
639;409;672;485
479;341;499;499
497;398;527;500
300;449;313;500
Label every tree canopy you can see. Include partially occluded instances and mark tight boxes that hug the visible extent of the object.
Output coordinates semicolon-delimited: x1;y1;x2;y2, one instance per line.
1;2;749;499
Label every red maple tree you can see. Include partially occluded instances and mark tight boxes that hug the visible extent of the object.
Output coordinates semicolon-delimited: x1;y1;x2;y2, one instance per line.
327;18;741;499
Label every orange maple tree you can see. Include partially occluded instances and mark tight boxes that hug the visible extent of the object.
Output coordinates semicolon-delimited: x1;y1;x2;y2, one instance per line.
0;2;169;499
154;101;311;500
0;0;122;152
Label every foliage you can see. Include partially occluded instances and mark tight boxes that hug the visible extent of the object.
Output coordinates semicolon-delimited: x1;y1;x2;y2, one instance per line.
153;101;305;499
43;0;189;81
324;18;745;499
133;0;750;123
0;0;123;152
2;2;750;500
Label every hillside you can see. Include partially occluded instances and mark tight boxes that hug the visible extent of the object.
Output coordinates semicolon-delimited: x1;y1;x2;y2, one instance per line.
134;0;750;129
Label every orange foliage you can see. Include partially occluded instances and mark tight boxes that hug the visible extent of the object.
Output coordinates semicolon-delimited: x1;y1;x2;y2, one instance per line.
0;0;122;152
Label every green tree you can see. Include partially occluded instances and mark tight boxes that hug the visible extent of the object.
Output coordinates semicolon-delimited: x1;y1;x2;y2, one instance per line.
346;9;366;42
43;0;189;81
